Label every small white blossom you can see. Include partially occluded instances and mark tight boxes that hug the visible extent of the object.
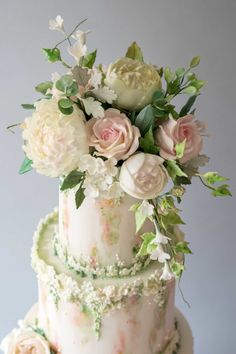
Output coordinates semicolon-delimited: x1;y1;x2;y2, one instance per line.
160;262;173;281
81;97;104;118
92;86;117;104
72;30;90;45
153;230;170;245
68;41;87;62
89;69;102;89
150;245;170;263
49;15;64;32
139;200;154;217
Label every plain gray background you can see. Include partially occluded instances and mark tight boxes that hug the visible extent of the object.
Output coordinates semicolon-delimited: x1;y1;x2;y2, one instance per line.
0;0;235;353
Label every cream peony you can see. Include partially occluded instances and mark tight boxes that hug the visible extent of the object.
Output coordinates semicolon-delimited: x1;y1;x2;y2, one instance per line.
156;115;204;163
105;57;162;111
22;98;89;178
86;108;140;160
0;327;51;354
119;153;169;199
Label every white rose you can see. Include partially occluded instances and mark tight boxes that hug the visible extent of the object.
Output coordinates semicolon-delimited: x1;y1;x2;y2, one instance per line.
22;98;89;178
105;57;162;111
0;327;51;354
119;153;169;199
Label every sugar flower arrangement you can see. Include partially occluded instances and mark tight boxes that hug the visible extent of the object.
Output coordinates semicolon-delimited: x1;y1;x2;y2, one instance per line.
14;16;231;281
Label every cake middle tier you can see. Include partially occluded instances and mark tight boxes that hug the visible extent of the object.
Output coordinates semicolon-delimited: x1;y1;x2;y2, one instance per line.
58;191;154;269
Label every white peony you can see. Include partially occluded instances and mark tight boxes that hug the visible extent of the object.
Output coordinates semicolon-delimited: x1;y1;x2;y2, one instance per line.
105;57;162;111
119;153;169;199
22;98;89;178
0;327;51;354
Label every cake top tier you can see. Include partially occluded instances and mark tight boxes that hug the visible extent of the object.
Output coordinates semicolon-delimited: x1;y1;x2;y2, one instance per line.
15;16;231;281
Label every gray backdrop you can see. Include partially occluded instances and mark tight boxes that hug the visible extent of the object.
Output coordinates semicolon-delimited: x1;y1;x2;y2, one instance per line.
0;0;235;353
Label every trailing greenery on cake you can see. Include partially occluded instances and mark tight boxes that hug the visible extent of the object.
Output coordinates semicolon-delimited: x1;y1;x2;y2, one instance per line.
10;15;231;283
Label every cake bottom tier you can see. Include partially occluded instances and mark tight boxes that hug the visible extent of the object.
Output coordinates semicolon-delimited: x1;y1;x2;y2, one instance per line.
24;304;193;354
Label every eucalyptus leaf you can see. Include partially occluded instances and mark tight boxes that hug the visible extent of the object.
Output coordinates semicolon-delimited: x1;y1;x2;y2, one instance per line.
60;170;84;191
152;90;165;102
179;95;198;117
19;157;33;174
135;105;155;135
42;48;61;63
56;75;78;96
35;81;53;95
75;186;86;209
82;49;97;69
125;42;143;61
21;103;35;110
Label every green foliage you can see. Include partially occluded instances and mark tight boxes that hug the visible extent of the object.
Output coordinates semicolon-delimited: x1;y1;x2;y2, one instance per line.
32;327;47;339
171;261;185;277
135;208;147;233
125;42;143;61
183;86;197;95
58;98;74;115
202;172;229;185
166;160;188;180
42;48;61;63
60;170;85;191
35;81;53;95
174;241;193;254
190;56;201;68
139;127;159;154
82;49;97;68
175;139;186;159
19;157;33;174
160;211;185;230
135;105;155;135
56;75;78;96
211;184;232;197
75;186;86;209
179;95;198;117
137;232;156;257
129;202;141;212
21;103;35;110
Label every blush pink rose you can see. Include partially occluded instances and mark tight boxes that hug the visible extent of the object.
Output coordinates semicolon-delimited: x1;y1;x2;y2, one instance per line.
86;108;140;160
156;115;204;163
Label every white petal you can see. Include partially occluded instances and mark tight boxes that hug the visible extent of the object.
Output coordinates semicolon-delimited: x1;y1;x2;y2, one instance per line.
72;30;90;45
49;15;64;32
81;97;104;118
68;42;87;62
92;86;117;104
160;262;173;281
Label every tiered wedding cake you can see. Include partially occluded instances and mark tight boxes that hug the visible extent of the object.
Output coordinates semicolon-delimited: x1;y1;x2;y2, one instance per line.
1;15;231;354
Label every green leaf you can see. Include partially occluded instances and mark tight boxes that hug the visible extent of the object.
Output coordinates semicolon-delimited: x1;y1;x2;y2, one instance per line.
135;105;155;135
129;202;141;212
167;78;181;95
161;211;185;229
21;103;35;110
125;42;143;61
152;90;165;102
175;139;186;159
189;79;206;90
56;75;78;96
179;95;198;117
171;261;185;277
174;241;193;254
140;127;159;154
31;327;47;339
175;67;185;78
135;208;147;233
75;186;86;209
183;86;197;95
137;232;156;257
35;81;53;95
190;56;201;68
82;49;97;69
42;48;61;63
60;170;84;191
19;157;33;174
211;184;232;197
164;67;175;84
58;98;74;115
166;160;188;180
202;172;229;185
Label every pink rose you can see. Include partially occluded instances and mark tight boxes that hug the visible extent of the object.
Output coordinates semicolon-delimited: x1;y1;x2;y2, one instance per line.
156;115;204;163
86;108;140;160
